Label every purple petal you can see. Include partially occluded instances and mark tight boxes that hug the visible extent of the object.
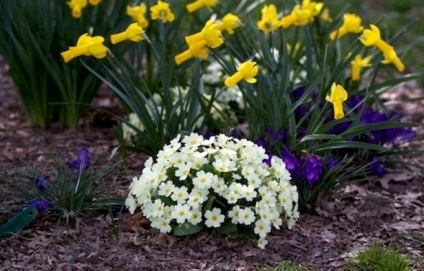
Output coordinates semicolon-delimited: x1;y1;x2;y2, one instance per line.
302;155;323;187
27;175;49;191
69;148;91;171
29;199;52;213
371;155;386;177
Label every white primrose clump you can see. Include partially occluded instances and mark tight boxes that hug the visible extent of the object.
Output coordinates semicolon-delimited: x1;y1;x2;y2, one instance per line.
126;133;299;249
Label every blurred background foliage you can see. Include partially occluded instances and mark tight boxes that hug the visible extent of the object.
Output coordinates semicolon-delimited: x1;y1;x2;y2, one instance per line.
325;0;424;83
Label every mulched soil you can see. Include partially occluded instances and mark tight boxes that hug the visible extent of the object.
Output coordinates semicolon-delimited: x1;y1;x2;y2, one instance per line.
0;55;423;271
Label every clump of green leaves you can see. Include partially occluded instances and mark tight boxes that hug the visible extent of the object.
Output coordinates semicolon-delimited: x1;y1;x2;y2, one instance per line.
352;244;411;271
0;0;130;128
17;148;123;227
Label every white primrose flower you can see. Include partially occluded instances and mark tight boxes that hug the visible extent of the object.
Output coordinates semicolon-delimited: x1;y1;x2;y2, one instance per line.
227;206;240;224
150;217;172;234
271;217;283;230
182;132;204;150
163;205;174;219
158;181;175;197
189;208;203;225
126;132;299;249
188;152;208;170
125;196;137;214
213;158;237;172
168;152;189;168
171;186;189;204
204;208;225;228
157;139;181;161
150;199;165;217
171;204;192;224
262;192;277;206
267;180;280;193
254;219;272;238
187;193;202;209
258;238;268;250
279;191;294;211
241;166;259;183
192;170;215;189
174;162;193;181
191;187;209;202
238;207;256;225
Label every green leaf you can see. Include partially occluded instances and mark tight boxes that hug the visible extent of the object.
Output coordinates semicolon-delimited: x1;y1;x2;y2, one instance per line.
216;220;238;236
172;222;203;236
202;196;216;212
339;122;414;139
309;141;388;152
299;134;342;143
200;163;216;173
152;195;175;206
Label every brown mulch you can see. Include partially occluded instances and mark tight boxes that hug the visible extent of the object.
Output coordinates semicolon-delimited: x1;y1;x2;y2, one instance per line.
0;55;423;271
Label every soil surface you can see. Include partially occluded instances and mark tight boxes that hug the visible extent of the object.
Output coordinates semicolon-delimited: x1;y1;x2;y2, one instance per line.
0;55;423;270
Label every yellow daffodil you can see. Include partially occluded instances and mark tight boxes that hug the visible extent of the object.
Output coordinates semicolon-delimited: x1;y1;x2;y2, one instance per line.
110;23;145;44
351;55;372;81
360;24;405;72
330;13;363;40
127;3;149;28
257;5;280;33
382;49;405;72
186;0;218;13
150;0;175;23
280;0;322;28
225;60;259;87
326;83;348;120
215;13;241;34
89;0;101;6
301;0;323;17
67;0;87;18
280;4;317;28
175;20;223;65
175;46;209;65
359;24;382;47
320;8;332;22
185;20;223;48
61;33;108;63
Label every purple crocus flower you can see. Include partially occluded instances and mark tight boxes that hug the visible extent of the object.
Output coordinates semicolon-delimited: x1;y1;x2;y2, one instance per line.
329;120;351;135
28;175;48;191
392;127;416;145
264;154;273;166
281;149;302;180
346;95;365;113
292;86;306;101
297;128;307;141
326;155;341;169
69;147;91;171
229;128;242;139
295;105;310;121
202;129;214;139
302;155;323;187
266;126;287;144
29;199;52;213
254;138;268;150
371;155;386;177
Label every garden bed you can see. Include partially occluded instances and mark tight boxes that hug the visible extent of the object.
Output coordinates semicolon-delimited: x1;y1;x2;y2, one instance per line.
0;54;423;270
